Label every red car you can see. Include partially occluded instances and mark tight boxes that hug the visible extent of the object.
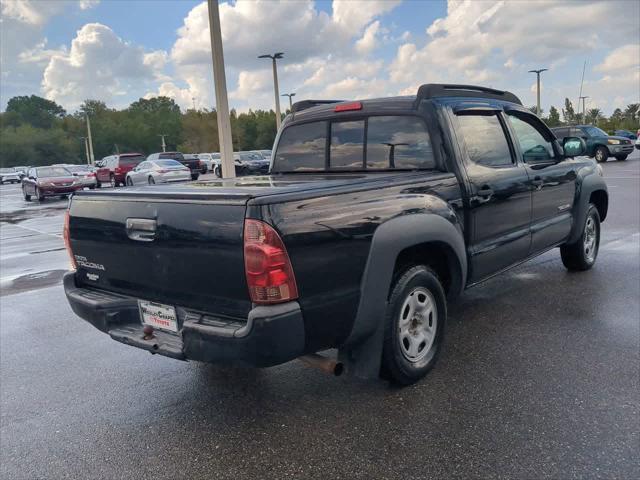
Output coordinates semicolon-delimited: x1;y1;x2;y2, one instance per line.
22;166;84;201
96;153;145;187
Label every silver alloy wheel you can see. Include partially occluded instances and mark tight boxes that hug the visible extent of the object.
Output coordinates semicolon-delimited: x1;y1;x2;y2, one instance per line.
595;149;605;162
110;175;116;188
583;215;597;262
398;287;437;363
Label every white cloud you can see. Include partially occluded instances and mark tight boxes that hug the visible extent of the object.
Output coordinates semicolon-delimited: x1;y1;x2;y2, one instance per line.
79;0;100;10
355;21;381;55
594;45;640;74
0;0;65;25
389;0;639;110
42;23;165;109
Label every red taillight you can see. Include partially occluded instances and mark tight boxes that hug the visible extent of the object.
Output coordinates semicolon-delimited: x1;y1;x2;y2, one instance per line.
114;167;122;173
244;219;298;304
63;211;76;270
334;101;362;112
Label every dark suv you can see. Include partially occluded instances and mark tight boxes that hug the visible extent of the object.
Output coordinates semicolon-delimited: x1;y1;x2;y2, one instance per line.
551;125;634;162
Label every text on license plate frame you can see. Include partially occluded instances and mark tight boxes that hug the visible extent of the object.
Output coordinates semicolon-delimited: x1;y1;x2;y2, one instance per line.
138;300;178;332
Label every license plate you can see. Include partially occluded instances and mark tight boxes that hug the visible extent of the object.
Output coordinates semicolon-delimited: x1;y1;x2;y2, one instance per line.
138;300;178;332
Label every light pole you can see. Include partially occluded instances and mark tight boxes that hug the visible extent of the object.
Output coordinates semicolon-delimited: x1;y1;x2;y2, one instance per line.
85;114;95;164
259;52;284;130
528;68;548;117
579;96;590;123
158;134;167;152
79;137;90;164
282;93;296;111
382;142;408;168
207;0;235;178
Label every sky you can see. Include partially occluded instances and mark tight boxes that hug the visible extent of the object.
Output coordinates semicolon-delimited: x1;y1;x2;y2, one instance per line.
1;0;638;115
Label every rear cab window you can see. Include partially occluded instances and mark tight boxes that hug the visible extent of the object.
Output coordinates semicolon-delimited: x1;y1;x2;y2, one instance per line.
119;155;145;167
273;115;435;172
456;113;513;167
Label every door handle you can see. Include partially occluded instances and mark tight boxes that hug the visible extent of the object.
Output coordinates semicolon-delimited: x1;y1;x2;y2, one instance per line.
126;218;157;242
477;185;494;198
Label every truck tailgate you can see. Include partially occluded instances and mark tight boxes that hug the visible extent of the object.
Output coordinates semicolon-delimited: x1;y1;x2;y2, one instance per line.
68;196;250;318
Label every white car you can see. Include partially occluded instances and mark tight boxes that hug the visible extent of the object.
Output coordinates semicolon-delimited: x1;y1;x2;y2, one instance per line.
197;153;220;171
125;159;191;186
0;168;21;184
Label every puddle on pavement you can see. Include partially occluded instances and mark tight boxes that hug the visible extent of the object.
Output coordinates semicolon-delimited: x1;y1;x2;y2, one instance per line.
0;205;67;224
1;269;67;296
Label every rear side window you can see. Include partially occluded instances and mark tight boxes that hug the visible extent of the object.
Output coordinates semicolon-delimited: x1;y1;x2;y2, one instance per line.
274;122;326;171
457;114;513;167
330;120;364;169
367;116;434;169
159;152;185;161
273;115;435;172
119;156;145;167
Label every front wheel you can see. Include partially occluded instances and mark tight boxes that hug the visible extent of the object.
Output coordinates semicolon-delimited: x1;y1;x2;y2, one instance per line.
126;177;133;186
110;174;117;188
381;265;447;385
561;204;600;271
148;176;155;185
615;155;628;161
594;146;609;163
35;187;45;202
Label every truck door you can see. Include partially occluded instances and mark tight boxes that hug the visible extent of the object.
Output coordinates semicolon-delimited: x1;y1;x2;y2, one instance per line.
453;109;532;282
504;110;577;253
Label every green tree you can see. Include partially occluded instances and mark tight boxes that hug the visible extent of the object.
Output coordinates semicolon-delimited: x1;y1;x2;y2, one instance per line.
545;106;561;127
562;98;576;124
6;95;66;129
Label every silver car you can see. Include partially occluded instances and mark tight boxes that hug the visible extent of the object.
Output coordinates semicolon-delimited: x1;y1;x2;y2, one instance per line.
125;159;191;186
0;168;22;184
65;164;97;189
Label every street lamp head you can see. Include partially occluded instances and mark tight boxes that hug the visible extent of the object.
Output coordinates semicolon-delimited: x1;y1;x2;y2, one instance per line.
274;52;284;59
282;93;296;98
528;68;549;74
258;54;271;59
259;52;284;60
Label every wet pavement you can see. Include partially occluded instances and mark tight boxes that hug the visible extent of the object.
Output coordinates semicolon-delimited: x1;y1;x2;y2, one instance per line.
1;157;639;479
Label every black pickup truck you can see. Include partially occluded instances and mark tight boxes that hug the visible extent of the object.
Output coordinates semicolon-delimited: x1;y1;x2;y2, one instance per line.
63;84;608;385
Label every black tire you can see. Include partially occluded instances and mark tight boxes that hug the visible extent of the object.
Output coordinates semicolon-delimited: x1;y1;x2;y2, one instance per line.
148;176;155;185
35;187;44;202
59;195;67;200
615;155;628;161
191;173;199;181
126;177;133;186
23;187;31;201
594;146;609;163
110;174;117;188
561;203;600;271
214;166;221;178
96;181;101;188
380;265;447;385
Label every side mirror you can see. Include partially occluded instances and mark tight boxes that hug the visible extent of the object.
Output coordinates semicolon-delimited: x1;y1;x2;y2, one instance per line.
563;137;586;157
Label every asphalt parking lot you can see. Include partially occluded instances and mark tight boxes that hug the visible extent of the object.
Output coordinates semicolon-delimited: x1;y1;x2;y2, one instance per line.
1;157;638;479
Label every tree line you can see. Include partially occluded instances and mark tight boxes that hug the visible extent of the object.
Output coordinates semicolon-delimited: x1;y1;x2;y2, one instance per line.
1;94;638;168
0;95;279;167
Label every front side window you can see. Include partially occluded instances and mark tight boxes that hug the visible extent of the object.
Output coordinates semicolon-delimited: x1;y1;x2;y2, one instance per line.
457;113;513;167
274;121;327;171
507;114;555;163
330;120;365;169
367;116;434;169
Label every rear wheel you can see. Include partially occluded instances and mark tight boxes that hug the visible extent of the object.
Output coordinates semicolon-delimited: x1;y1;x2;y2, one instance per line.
126;177;133;186
380;265;447;385
191;173;199;180
594;146;609;163
96;180;101;188
615;155;628;161
148;176;155;185
561;203;600;271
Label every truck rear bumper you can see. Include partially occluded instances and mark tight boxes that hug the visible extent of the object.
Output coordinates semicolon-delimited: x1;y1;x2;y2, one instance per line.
63;272;305;367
